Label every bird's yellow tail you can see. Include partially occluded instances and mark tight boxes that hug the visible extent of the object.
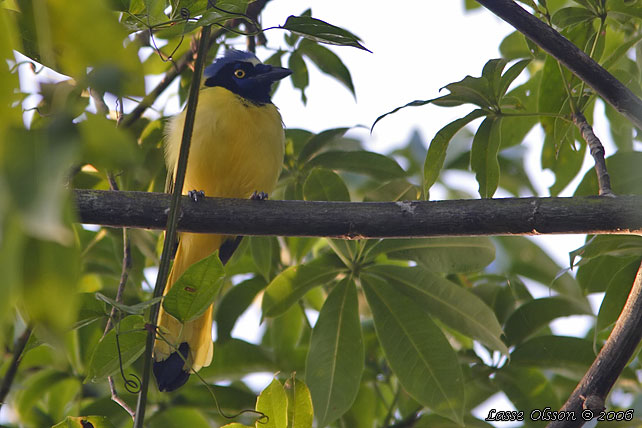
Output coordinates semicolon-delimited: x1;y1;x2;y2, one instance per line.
152;232;224;391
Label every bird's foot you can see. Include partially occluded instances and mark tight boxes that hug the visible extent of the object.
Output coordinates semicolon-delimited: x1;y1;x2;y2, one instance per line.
250;191;268;201
188;189;205;202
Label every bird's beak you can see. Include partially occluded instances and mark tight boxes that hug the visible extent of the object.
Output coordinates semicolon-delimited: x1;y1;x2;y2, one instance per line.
251;64;292;82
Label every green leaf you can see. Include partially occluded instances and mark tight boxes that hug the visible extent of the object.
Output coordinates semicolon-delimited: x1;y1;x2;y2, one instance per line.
498;59;531;98
51;416;116;428
361;273;464;425
510;335;596;377
147;407;211;428
372;99;434;131
78;114;140;170
577;255;641;293
162;251;225;323
503;297;592;345
499;31;532;60
298;40;355;95
201;339;276;380
575;152;642;195
303;168;351;201
94;293;161;315
298;127;349;163
306;278;363;427
216;276;267;342
288;50;309;103
423;109;487;197
307;150;406;179
282;15;369;51
262;254;346;318
86;315;146;381
250;236;279;282
371;237;495;273
368;265;508;354
596;258;641;331
285;376;314;428
471;116;502;198
570;235;642;264
494;366;560;411
256;378;288;428
16;368;69;422
552;7;597;27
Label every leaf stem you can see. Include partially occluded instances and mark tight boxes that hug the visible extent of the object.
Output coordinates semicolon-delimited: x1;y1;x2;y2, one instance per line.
132;24;212;427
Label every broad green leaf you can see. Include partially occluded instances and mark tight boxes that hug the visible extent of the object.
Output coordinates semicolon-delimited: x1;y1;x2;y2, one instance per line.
570;235;642;265
201;339;276;380
282;15;369;51
596;258;641;331
608;0;642;19
471;116;501;198
499;31;531;60
577;255;641;293
575;152;642;195
372;237;495;273
256;378;288;428
86;315;146;381
368;265;508;354
494;366;560;412
298;127;349;163
306;278;363;427
308;150;406;179
270;303;305;364
503;297;592;345
216;277;266;342
289;50;309;103
147;407;210;428
298;40;355;95
162;251;225;323
95;292;161;315
250;236;279;282
498;59;531;98
423;109;486;197
361;273;464;425
510;335;596;377
262;254;345;318
303;168;351;201
604;103;633;151
551;7;597;27
285;377;314;428
52;416;115;428
78;114;140;170
16;368;69;422
432;74;493;108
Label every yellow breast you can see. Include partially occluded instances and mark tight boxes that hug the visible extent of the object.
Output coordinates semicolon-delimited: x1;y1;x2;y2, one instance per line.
165;86;285;198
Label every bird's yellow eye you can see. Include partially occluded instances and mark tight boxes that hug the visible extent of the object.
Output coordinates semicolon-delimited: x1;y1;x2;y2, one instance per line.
234;69;246;78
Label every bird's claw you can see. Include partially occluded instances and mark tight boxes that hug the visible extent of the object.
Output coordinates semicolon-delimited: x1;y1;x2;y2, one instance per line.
188;190;205;202
250;191;268;201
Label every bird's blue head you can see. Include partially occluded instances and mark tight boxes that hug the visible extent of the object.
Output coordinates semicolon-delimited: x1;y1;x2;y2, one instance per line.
203;50;292;104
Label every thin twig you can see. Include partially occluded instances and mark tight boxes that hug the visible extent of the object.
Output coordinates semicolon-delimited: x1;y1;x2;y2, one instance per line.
572;112;614;196
109;376;135;419
0;326;32;408
133;23;213;427
547;260;642;428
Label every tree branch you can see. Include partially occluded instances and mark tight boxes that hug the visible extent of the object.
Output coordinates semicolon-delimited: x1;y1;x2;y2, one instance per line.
475;0;642;130
0;326;32;408
73;189;642;237
572;112;613;196
547;260;642;428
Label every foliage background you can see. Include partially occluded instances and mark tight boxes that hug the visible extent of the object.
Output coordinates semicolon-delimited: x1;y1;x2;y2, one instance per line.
1;0;642;427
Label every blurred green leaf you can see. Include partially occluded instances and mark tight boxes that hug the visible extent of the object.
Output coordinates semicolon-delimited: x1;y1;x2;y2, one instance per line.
298;127;349;163
262;254;346;318
361;272;464;425
494;366;560;415
250;236;279;282
216;277;266;342
78;114;140;170
306;278;363;427
303;168;351;201
499;31;532;59
510;335;596;377
52;415;115;428
471;116;501;198
503;297;592;345
308;150;406;180
371;237;495;273
256;378;288;428
162;251;225;323
285;376;314;428
283;15;369;51
298;39;355;95
570;235;642;265
95;293;161;315
423;109;486;197
288;50;309;103
575;152;642;195
147;406;211;427
86;315;146;381
596;258;640;331
369;265;507;354
551;7;597;27
577;255;641;293
202;339;276;380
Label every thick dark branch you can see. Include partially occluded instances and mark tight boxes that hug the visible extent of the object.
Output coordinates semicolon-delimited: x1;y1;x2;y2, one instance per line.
573;112;613;196
547;260;642;428
476;0;642;130
74;189;642;237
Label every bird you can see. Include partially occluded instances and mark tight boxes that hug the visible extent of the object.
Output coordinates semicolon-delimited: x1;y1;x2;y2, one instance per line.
152;49;291;392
